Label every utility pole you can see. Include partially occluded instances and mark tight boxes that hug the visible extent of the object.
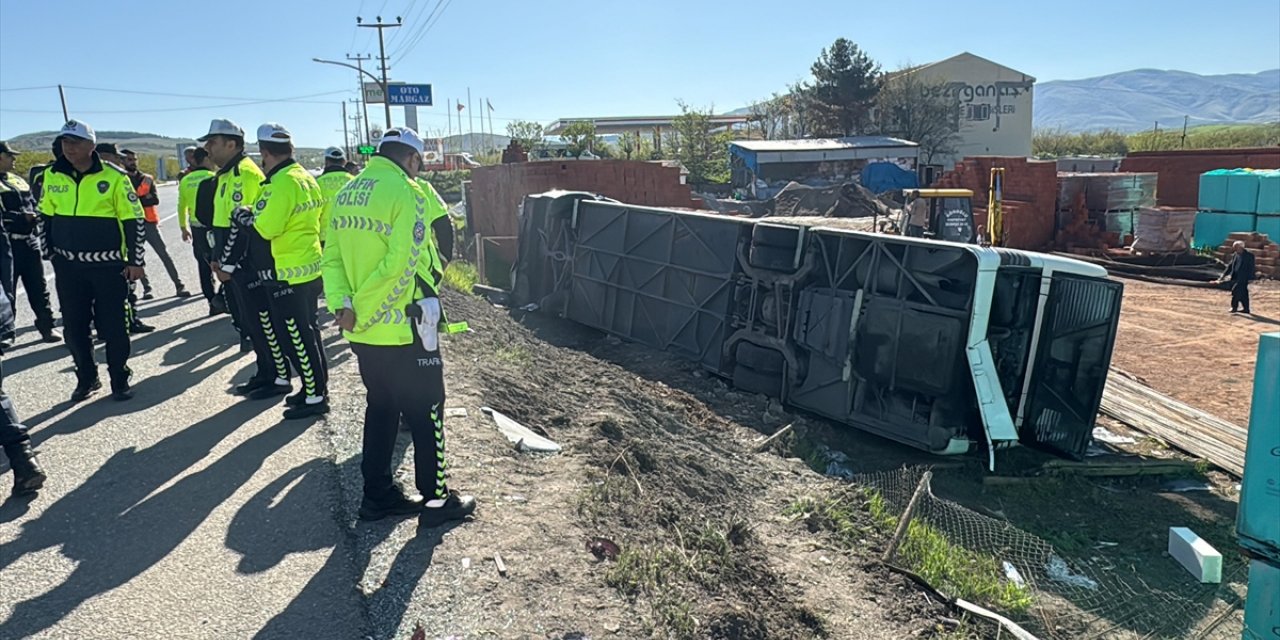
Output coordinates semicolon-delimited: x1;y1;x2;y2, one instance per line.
487;99;495;155
346;54;373;144
467;88;474;150
341;102;351;160
58;85;69;121
357;16;401;129
348;99;365;149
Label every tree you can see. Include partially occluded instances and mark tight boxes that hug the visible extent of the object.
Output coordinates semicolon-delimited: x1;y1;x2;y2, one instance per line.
615;131;654;160
875;69;962;165
559;121;602;157
666;102;731;184
808;38;883;136
505;120;545;152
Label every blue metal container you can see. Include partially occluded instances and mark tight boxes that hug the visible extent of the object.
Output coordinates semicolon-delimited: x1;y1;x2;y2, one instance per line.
1200;170;1231;211
1243;558;1280;639
1258;171;1280;215
1228;172;1262;215
1258;215;1280;243
1195;212;1257;250
1239;332;1280;563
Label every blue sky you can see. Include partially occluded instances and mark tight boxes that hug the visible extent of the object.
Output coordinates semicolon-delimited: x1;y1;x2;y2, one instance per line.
2;0;1278;148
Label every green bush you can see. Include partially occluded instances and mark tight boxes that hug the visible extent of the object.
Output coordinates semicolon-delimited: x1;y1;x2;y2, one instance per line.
423;170;470;197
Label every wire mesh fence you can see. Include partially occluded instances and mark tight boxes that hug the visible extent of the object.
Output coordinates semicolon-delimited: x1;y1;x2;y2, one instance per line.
854;467;1246;640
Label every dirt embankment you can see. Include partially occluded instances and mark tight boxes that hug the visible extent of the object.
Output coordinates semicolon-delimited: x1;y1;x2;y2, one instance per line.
1110;278;1277;427
426;290;955;639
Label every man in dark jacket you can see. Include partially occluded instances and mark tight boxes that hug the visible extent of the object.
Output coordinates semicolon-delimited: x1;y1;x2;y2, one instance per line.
1217;240;1256;314
121;148;188;300
0;277;48;497
0;141;60;345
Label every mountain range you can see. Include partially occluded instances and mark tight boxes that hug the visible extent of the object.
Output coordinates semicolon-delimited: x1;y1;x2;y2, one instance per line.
1028;68;1277;132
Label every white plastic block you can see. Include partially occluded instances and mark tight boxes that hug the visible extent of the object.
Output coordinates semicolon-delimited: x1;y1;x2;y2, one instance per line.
1168;527;1222;584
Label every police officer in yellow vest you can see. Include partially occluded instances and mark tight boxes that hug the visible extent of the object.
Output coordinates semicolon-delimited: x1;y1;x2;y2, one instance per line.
316;147;354;246
201;118;289;389
0;141;60;345
222;123;329;420
177;147;219;312
38;120;146;401
323;127;476;523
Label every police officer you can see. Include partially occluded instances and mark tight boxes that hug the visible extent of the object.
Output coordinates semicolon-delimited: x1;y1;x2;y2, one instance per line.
38;120;146;401
94;143;154;335
0;141;60;345
323;127;476;523
316;147;353;247
1;278;46;497
201;118;287;394
178;147;220;313
223;124;328;419
121;148;189;300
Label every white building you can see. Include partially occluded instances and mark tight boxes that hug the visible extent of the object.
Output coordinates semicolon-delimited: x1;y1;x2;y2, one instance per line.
897;52;1036;171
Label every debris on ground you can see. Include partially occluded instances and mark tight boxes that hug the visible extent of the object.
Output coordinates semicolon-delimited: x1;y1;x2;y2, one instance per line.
480;406;562;453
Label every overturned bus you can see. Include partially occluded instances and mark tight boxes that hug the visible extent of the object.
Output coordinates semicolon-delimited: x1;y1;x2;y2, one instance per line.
511;192;1123;467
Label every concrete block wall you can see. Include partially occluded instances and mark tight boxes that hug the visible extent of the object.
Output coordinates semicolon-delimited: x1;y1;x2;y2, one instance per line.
468;160;702;261
934;156;1059;250
1119;148;1280;208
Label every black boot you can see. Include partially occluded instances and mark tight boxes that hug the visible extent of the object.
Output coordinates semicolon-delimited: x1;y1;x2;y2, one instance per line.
419;490;477;528
110;367;134;401
358;487;424;521
71;377;103;402
5;442;47;497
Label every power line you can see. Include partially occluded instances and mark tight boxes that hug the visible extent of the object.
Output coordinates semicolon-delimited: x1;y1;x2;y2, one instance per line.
391;0;452;66
387;0;440;57
0;89;354;115
346;0;368;51
0;85;59;93
387;0;432;48
60;85;348;103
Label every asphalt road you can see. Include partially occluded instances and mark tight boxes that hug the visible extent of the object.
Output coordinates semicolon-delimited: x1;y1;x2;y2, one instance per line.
0;184;377;639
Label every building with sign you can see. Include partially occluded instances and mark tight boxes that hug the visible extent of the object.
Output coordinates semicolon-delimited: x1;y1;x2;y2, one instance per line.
891;52;1036;171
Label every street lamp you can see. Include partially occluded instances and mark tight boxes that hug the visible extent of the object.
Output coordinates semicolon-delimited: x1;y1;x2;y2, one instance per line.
312;57;391;130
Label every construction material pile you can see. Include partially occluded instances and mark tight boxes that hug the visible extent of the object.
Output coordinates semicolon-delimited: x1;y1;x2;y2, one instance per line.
1131;207;1198;253
1055;173;1159;248
1216;231;1280;279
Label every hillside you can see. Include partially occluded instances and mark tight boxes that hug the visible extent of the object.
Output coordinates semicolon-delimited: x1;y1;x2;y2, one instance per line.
1034;68;1280;132
7;130;327;165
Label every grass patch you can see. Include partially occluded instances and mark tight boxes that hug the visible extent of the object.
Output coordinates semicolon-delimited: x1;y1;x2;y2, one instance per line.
492;344;533;367
441;261;479;295
787;488;1033;614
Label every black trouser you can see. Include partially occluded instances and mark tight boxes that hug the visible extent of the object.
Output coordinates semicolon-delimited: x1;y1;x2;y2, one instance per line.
0;234;12;339
1231;280;1251;312
8;236;55;334
230;271;288;384
190;227;217;302
268;278;327;398
352;341;447;501
141;222;184;293
0;356;29;447
203;229;239;332
54;263;130;388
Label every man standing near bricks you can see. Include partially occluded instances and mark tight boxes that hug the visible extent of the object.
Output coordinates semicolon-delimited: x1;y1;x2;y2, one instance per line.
323;127;476;523
1217;240;1255;314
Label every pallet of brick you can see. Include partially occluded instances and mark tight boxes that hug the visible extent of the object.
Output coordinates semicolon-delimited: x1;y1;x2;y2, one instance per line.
1132;207;1196;253
1082;173;1158;211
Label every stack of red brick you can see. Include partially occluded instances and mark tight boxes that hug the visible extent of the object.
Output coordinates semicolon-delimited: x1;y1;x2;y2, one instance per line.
932;156;1059;250
469;160;702;261
1219;232;1280;279
1120;148;1280;207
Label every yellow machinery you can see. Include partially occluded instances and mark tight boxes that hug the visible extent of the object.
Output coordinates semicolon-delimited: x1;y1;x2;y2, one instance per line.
900;188;976;244
989;168;1005;246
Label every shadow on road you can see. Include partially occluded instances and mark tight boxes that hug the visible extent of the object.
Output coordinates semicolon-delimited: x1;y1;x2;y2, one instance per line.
0;403;300;638
229;432;458;640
